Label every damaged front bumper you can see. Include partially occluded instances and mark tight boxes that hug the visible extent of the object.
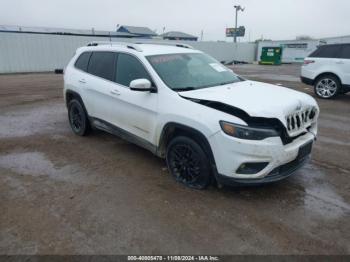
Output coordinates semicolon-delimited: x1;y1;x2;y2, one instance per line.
209;130;316;186
216;156;310;186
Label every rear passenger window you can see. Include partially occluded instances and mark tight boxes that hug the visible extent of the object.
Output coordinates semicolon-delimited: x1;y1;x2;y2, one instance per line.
75;52;91;72
340;45;350;59
310;45;341;58
88;52;116;81
116;53;152;87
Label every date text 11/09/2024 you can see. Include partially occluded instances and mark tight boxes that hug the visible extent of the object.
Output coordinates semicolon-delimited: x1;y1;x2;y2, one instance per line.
127;255;220;261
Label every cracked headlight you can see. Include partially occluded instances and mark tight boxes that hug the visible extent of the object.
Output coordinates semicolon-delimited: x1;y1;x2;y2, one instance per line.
220;121;279;140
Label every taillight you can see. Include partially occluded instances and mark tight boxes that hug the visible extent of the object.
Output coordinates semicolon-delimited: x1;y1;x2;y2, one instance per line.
304;60;315;65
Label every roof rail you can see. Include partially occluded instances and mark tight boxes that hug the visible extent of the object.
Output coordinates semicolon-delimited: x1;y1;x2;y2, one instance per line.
86;41;143;52
135;42;194;49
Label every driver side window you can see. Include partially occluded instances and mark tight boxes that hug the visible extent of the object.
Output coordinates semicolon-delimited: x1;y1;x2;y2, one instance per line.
115;53;152;87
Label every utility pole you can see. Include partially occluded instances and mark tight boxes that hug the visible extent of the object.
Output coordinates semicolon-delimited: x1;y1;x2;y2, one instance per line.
234;5;245;43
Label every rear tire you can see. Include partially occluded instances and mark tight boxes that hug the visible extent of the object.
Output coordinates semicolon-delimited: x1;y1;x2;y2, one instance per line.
314;75;340;99
68;99;90;136
166;136;212;189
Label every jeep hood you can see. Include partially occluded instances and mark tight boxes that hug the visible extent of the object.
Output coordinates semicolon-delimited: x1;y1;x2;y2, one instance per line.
179;80;318;126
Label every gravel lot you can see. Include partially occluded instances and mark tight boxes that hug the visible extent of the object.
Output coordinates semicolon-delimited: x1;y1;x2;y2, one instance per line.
0;64;349;255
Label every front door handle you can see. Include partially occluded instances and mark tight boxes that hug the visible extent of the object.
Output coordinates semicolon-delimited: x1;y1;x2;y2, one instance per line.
336;61;344;65
79;79;86;84
110;89;121;96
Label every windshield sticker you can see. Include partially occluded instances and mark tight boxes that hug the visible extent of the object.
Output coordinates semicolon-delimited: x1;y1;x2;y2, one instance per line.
149;54;183;64
209;63;228;72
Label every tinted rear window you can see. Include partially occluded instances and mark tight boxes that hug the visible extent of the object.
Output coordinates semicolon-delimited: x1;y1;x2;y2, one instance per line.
75;52;91;72
309;45;341;58
116;53;152;86
339;44;350;59
88;52;116;81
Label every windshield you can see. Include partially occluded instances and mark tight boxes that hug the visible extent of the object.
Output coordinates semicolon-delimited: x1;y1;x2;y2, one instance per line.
147;53;241;91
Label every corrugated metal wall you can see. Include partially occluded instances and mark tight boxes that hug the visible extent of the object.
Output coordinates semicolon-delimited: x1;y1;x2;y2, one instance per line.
0;32;256;73
0;33;111;73
321;35;350;44
189;41;256;63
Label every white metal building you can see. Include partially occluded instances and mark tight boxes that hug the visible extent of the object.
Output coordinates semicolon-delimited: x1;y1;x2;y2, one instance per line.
320;35;350;44
1;24;349;73
257;40;321;63
257;35;350;63
0;31;256;73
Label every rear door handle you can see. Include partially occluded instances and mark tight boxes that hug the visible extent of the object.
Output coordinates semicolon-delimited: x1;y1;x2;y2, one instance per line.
110;89;121;96
336;61;344;65
79;79;86;84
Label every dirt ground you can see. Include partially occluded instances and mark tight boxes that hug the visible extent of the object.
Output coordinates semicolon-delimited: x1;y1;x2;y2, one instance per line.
0;65;349;255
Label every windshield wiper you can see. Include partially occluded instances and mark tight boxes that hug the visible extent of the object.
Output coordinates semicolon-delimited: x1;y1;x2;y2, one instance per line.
218;81;236;86
174;87;196;92
174;81;238;91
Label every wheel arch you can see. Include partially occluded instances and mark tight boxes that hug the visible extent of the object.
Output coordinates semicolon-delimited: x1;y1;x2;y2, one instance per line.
157;122;217;172
65;89;85;108
314;72;342;85
65;89;91;118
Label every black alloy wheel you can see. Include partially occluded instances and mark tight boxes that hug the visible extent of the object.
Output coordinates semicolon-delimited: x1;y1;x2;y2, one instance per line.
166;136;212;189
68;99;90;136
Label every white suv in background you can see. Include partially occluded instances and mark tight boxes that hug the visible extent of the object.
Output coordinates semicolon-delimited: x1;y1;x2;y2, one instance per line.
64;42;319;189
301;43;350;99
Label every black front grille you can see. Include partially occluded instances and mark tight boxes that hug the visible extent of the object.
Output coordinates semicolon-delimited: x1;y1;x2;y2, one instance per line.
286;108;317;133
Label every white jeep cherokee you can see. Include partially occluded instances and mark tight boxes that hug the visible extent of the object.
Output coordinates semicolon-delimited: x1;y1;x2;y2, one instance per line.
64;42;319;189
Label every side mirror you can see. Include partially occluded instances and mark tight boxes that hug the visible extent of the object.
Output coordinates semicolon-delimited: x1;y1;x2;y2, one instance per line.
129;79;153;92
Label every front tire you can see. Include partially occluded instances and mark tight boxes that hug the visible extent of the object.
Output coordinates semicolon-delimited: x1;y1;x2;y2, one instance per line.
314;75;340;99
166;136;212;189
68;99;90;136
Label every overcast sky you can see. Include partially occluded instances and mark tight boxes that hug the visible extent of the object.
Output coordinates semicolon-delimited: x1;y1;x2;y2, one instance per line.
1;0;349;41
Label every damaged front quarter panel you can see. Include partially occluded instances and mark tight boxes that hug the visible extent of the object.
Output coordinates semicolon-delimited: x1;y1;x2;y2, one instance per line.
181;96;301;145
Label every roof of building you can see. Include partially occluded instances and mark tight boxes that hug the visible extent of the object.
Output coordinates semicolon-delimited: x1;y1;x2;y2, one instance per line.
161;31;197;39
0;25;136;37
118;25;157;36
320;35;350;40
